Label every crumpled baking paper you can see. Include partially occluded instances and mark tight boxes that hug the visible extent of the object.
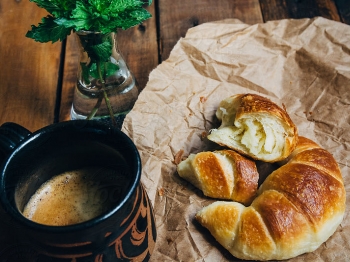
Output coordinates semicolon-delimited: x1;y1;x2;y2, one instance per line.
122;17;350;261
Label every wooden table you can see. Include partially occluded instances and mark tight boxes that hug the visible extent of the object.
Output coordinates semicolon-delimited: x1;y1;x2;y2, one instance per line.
0;0;349;132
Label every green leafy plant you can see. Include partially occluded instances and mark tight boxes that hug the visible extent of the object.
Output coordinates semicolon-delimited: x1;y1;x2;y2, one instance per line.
27;0;152;43
26;0;152;123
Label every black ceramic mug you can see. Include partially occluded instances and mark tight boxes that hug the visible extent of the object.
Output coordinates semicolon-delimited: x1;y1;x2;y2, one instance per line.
0;120;156;261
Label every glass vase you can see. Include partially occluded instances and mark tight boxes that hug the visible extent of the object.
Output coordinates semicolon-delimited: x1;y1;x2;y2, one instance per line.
70;31;139;128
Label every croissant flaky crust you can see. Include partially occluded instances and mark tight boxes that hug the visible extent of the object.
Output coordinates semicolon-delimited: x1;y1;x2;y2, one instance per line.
207;94;298;162
177;150;259;205
195;137;346;261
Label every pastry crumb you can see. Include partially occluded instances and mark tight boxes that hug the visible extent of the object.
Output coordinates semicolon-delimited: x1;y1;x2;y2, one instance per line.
201;131;208;140
200;96;207;103
158;187;165;196
174;149;185;165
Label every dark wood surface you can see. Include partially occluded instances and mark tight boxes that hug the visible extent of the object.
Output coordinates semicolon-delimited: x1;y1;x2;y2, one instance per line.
1;0;349;131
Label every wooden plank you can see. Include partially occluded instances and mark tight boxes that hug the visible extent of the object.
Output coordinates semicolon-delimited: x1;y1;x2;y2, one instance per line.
258;0;289;20
0;1;62;132
59;4;158;122
260;0;341;22
158;0;263;61
118;3;159;91
334;0;350;24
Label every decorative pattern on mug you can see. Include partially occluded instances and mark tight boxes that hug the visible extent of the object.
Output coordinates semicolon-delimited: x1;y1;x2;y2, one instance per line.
110;184;157;261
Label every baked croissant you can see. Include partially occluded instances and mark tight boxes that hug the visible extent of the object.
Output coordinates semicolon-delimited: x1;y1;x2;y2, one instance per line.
207;94;298;162
177;150;259;205
195;137;346;261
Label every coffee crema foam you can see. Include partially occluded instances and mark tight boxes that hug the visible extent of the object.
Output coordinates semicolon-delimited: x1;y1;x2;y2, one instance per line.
22;167;118;226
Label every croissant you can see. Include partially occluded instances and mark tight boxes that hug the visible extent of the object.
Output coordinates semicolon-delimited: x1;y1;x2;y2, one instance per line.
177;150;259;205
207;94;298;162
195;137;346;261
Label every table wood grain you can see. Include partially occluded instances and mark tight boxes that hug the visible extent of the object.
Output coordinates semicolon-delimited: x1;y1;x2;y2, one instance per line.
0;1;62;131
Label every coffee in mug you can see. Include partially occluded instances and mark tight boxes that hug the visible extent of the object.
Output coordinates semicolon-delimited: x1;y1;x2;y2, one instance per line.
22;166;127;226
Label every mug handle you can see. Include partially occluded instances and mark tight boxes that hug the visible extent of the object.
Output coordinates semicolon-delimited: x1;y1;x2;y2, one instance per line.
0;122;31;164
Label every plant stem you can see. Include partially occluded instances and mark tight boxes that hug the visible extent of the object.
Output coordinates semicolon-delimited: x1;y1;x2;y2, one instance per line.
87;96;103;120
96;61;118;127
87;61;117;126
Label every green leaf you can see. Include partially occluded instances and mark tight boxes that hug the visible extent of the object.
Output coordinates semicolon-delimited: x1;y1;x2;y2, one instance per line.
89;40;113;62
107;0;145;13
89;63;100;79
26;16;72;43
104;62;119;78
29;0;75;18
67;1;95;31
106;7;152;30
77;33;113;63
88;62;119;79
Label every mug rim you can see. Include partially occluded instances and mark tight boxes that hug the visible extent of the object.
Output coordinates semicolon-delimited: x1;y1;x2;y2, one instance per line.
0;120;142;233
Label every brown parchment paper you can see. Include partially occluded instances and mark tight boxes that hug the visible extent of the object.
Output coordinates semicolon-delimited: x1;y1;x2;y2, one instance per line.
122;17;350;261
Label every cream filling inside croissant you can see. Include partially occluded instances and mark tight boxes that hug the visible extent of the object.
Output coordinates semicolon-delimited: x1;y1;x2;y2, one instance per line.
236;117;286;156
209;110;287;160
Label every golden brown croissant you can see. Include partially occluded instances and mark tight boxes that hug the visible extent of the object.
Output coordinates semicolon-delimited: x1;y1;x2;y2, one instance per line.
195;137;346;261
177;150;259;205
207;94;298;162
